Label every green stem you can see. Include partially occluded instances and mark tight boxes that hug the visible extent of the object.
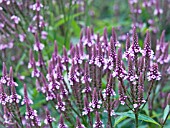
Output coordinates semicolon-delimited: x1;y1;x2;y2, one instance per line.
135;112;139;128
161;110;170;128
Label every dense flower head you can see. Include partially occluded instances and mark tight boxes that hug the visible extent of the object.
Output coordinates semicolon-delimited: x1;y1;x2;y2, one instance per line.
33;34;45;51
76;117;86;128
31;0;43;11
58;114;68;128
128;26;141;56
25;104;41;127
103;75;116;100
141;31;154;59
0;84;9;105
147;63;161;81
111;27;121;47
157;43;170;64
68;63;79;85
89;88;102;109
113;48;127;80
44;108;56;125
9;86;21;103
83;27;96;47
94;43;105;68
118;82;127;105
21;84;33;105
93;112;104;128
0;62;8;84
11;15;20;24
81;62;92;84
56;95;66;112
82;97;93;115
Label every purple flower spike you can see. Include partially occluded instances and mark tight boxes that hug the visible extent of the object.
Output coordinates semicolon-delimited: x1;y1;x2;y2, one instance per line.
0;62;8;84
84;27;95;47
82;97;93;115
123;33;131;59
82;62;92;93
76;117;86;128
104;37;116;70
154;0;163;16
32;0;43;11
113;48;127;80
9;85;21;103
82;62;91;83
31;58;41;78
89;45;96;65
111;27;120;47
33;33;44;51
0;83;9;105
73;45;83;64
118;82;127;105
128;26;141;56
44;108;56;125
68;63;79;85
36;52;44;67
56;95;66;112
28;49;34;69
89;88;102;109
25;103;41;126
41;74;55;101
127;55;137;83
93;112;104;128
138;56;144;73
21;84;33;105
147;63;161;81
110;36;116;63
95;43;104;68
103;75;116;100
157;43;170;64
59;83;68;98
58;114;68;128
11;15;20;24
142;31;154;59
7;67;18;86
61;46;70;65
101;27;108;52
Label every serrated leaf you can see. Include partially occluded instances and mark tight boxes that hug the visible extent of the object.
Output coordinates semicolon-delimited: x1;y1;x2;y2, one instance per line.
115;111;161;127
163;105;170;121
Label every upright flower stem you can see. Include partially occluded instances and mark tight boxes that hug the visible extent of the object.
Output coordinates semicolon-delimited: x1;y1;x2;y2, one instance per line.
141;80;154;110
135;112;139;128
161;110;170;128
107;97;112;128
49;123;53;128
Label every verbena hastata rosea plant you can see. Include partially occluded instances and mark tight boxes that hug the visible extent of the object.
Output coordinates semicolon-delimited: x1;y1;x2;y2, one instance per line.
1;25;170;128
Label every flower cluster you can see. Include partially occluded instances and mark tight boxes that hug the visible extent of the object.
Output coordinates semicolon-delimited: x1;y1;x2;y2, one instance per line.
1;23;168;127
147;63;161;81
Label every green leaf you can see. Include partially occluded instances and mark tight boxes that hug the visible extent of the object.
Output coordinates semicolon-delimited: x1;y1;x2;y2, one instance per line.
114;115;128;127
138;114;161;127
54;12;83;28
115;111;161;127
163;105;170;121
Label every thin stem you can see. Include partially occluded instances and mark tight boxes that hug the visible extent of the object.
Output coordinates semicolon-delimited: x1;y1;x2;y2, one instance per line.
141;80;154;110
135;112;139;128
49;123;53;128
107;97;112;127
161;110;170;128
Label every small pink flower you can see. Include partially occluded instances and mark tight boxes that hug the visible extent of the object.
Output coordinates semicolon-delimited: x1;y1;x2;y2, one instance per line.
11;15;20;24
